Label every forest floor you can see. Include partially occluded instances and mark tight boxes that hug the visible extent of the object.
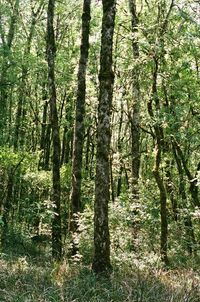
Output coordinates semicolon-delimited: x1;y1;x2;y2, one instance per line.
0;247;200;302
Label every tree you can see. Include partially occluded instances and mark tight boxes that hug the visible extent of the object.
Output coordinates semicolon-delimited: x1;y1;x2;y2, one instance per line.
69;0;91;254
92;0;116;274
46;0;62;260
0;0;19;145
128;0;140;201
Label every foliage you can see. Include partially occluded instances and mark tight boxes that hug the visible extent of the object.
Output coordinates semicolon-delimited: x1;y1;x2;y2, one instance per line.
0;0;200;296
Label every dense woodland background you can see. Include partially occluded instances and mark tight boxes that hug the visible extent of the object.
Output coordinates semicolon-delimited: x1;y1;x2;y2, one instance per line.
0;0;200;301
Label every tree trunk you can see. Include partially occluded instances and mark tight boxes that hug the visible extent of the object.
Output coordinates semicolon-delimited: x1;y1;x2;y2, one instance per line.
172;143;196;254
173;140;199;207
128;0;141;201
47;0;62;260
61;96;73;166
92;0;116;275
153;143;168;264
38;100;48;168
165;160;177;221
0;0;19;145
38;98;52;171
69;0;91;236
147;57;169;265
85;126;91;172
14;8;39;151
1;170;14;247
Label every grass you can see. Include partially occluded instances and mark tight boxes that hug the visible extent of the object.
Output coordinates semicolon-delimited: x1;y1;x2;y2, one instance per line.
1;223;200;302
0;251;200;302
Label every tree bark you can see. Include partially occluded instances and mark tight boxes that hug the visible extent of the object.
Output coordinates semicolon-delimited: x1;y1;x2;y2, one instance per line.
147;57;169;265
92;0;116;275
165;160;177;221
47;0;62;260
172;143;196;254
145;1;175;263
69;0;91;235
68;0;91;256
153;143;168;264
128;0;141;201
61;95;73;165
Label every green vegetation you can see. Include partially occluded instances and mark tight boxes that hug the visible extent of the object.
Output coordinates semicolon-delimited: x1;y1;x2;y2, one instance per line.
0;0;200;300
1;202;200;301
0;223;200;302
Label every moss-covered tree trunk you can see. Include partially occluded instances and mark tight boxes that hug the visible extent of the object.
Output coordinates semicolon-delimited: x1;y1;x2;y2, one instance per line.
47;0;62;260
69;0;91;253
92;0;116;274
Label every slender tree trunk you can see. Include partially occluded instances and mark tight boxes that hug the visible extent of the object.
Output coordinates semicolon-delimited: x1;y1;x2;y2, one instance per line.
69;0;91;237
110;153;115;203
61;126;72;165
61;96;73;165
85;126;91;172
1;170;13;247
40;100;48;150
172;143;196;254
165;160;177;221
39;99;52;171
116;102;124;197
153;142;168;264
147;57;169;265
47;0;62;260
44;123;52;171
89;140;95;179
92;0;116;275
129;0;140;200
14;8;39;151
146;1;175;261
173;139;199;207
0;0;19;145
153;4;174;263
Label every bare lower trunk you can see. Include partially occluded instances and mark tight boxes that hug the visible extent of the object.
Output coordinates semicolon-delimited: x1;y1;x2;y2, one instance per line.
172;143;196;254
47;0;62;260
147;57;168;265
70;0;91;225
92;0;116;275
129;0;140;200
69;0;91;255
153;144;168;264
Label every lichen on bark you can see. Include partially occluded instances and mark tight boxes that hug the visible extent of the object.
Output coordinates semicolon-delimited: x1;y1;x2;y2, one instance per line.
92;0;116;275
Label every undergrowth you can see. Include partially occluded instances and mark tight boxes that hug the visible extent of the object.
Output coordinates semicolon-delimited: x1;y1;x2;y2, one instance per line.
0;251;200;302
1;203;200;301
